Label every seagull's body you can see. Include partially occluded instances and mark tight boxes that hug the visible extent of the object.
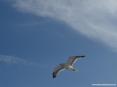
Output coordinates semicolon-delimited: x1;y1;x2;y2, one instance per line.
52;55;85;78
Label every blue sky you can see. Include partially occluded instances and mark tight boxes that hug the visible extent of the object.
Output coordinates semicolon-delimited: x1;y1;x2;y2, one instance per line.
0;0;117;87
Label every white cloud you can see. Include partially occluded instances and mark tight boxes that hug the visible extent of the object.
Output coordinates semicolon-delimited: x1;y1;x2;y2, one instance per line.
0;55;34;65
11;0;117;50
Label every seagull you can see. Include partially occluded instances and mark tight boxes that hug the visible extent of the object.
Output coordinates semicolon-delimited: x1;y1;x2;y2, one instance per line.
52;55;85;78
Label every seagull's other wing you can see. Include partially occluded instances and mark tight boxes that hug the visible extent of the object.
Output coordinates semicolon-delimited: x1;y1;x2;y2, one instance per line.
67;56;85;65
52;64;65;78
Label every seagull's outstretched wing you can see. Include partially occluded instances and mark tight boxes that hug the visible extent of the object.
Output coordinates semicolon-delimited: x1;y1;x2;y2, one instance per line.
67;56;85;65
52;64;65;78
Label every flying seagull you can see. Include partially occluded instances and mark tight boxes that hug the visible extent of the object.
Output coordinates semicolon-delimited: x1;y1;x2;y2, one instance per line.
52;55;85;78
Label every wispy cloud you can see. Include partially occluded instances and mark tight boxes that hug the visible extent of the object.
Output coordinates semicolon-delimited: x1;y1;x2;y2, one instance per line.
10;0;117;50
0;55;36;66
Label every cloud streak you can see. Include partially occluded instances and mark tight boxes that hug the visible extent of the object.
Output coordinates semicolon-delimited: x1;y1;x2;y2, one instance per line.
11;0;117;50
0;55;36;66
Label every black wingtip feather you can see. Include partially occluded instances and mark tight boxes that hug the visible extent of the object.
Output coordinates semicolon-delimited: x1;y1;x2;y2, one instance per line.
76;55;85;58
52;73;56;78
80;55;85;57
